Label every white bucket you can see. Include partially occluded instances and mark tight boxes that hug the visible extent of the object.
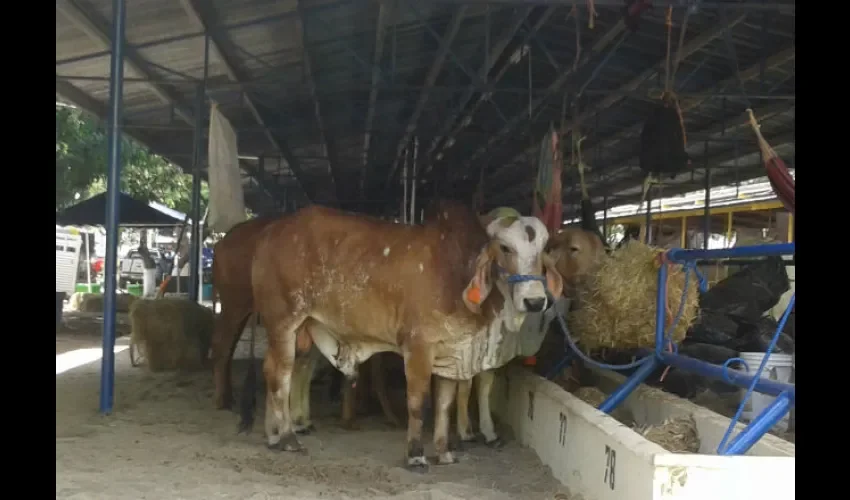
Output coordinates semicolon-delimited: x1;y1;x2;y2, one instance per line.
738;351;794;431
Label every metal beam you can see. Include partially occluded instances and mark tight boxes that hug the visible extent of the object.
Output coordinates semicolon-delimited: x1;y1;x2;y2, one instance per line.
456;19;627;180
501;128;794;208
590;46;795;158
57;0;195;125
426;6;537;179
429;1;795;13
488;43;794;195
383;6;468;192
177;0;315;204
296;0;343;206
487;14;748;185
57;79;278;208
360;1;393;200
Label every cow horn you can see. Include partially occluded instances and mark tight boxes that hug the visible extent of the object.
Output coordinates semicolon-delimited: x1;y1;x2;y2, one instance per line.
479;207;522;230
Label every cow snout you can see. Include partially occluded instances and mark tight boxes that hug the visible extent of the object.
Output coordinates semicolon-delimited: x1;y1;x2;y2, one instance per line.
523;297;546;312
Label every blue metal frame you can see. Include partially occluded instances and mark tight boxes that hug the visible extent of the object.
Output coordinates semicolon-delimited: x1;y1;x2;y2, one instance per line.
99;0;126;415
598;242;796;455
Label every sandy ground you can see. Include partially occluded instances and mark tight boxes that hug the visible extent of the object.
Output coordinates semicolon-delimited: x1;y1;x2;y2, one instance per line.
56;322;569;500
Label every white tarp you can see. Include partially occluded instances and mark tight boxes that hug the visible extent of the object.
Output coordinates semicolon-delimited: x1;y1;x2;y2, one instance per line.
207;102;245;234
432;298;570;380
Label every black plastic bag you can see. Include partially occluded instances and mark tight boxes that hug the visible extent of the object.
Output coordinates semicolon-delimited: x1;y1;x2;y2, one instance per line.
678;343;740;366
685;311;741;346
639;102;689;178
699;257;790;321
735;316;795;354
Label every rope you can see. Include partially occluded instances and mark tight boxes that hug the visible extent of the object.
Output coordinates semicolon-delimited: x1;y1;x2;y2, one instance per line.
663;6;673;93
746;109;778;162
586;0;597;29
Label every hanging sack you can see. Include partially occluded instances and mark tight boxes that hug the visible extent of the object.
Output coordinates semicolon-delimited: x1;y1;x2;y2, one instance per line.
639;99;689;179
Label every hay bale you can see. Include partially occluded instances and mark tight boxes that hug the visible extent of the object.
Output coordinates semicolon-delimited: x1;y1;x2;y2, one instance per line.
68;292;91;312
129;298;214;372
568;241;699;350
77;293;138;313
633;415;700;453
571;386;635;425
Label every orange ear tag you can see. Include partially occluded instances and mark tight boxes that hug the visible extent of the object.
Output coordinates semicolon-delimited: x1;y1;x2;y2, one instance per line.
466;285;482;305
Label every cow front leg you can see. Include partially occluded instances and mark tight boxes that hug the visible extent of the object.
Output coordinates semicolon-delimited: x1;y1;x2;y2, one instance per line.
476;370;503;448
434;377;458;465
263;317;305;452
402;341;434;471
340;375;360;430
455;379;474;445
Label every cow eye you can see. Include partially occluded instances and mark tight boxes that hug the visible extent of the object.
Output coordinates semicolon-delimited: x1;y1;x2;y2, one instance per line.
570;245;580;254
500;244;512;254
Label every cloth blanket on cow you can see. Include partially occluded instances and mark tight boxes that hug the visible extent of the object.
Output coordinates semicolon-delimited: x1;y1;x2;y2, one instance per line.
432;298;569;380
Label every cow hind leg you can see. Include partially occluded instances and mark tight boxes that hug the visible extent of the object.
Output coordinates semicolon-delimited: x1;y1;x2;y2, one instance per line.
263;316;306;452
455;379;474;447
372;354;403;427
434;377;458;465
212;307;251;410
340;376;359;430
402;340;434;471
476;370;503;448
295;349;319;434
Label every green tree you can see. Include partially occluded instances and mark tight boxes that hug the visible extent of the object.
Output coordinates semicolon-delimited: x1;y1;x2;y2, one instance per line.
56;104;209;214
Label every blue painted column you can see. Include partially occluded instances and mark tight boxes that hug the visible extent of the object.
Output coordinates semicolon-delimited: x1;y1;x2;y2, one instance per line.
99;0;126;415
188;35;209;302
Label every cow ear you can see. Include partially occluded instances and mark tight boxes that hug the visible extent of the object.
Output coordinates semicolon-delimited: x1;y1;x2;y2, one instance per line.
543;254;564;299
463;246;495;314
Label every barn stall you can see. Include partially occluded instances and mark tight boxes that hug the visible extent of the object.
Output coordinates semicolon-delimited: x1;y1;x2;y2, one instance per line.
56;0;795;498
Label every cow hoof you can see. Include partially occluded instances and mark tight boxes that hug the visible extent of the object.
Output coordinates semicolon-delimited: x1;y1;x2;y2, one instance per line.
215;395;232;410
485;437;504;449
279;433;305;453
436;452;457;465
237;419;253;435
448;439;463;452
405;456;430;473
340;420;360;431
295;424;316;435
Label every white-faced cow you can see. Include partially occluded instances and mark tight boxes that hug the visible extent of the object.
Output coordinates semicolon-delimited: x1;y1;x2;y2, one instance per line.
247;201;561;469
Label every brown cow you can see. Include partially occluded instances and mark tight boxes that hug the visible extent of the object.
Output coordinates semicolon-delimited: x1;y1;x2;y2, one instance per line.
212;216;395;431
248;202;561;469
211;216;281;410
536;226;607;389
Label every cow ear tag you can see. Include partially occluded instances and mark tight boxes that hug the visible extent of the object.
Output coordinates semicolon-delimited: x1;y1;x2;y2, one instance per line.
466;285;482;305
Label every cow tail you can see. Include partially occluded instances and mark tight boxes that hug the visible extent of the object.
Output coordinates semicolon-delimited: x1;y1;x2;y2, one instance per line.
237;314;258;434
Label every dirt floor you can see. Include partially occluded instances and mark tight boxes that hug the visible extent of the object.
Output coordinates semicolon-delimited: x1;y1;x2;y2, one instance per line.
56;321;569;500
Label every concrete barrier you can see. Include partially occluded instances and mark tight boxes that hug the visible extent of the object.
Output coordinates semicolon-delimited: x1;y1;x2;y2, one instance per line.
492;366;795;500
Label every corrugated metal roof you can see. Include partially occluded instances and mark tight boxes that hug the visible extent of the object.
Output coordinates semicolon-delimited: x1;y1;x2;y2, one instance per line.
56;0;795;218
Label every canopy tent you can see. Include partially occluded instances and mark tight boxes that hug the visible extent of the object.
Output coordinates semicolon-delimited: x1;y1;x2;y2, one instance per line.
56;192;186;227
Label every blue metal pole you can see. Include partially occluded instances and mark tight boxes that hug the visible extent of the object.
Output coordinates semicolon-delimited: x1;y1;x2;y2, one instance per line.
599;356;660;413
666;243;794;263
99;0;126;415
721;392;792;455
655;261;668;355
657;352;795;400
188;35;209;302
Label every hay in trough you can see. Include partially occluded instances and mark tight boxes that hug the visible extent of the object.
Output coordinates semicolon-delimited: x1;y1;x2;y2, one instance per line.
568;240;699;350
571;386;635;426
129;298;214;372
633;415;700;453
75;293;138;313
